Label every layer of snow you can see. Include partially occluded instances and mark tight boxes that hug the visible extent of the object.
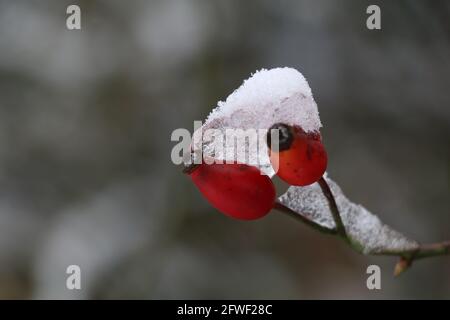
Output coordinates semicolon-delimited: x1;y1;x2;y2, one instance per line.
206;67;321;132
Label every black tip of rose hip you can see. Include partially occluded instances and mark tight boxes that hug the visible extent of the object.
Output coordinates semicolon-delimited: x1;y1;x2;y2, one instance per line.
267;123;294;152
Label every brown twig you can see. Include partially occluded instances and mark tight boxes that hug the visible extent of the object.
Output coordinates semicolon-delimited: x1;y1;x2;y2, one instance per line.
415;240;450;259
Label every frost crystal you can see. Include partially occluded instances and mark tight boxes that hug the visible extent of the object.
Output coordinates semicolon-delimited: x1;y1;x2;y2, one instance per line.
278;176;420;254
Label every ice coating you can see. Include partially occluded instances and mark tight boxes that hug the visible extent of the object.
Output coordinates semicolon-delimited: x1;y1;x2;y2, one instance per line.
278;176;420;254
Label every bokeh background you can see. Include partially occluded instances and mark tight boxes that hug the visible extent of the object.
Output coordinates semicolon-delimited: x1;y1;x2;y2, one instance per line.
0;0;449;299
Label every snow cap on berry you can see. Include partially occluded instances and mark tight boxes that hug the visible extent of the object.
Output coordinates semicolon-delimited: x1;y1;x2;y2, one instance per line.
206;67;321;132
196;67;321;177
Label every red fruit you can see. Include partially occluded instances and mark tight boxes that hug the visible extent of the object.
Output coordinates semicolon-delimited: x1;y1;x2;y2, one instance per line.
267;123;327;186
187;163;276;220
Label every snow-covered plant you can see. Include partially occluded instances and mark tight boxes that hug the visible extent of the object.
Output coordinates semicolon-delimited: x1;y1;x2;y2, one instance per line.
183;67;449;275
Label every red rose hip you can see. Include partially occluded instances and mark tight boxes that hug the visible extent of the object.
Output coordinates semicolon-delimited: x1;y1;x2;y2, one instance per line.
187;162;276;220
267;123;327;186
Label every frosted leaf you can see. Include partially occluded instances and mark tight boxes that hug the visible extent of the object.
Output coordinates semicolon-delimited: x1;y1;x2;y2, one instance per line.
278;176;420;255
195;67;321;176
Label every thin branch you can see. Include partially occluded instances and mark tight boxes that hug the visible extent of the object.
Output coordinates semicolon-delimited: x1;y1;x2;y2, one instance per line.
274;202;337;235
414;240;450;259
374;241;450;259
390;241;450;275
317;177;347;239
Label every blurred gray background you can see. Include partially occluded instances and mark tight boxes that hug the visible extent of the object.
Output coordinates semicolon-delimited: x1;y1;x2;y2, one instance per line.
0;0;449;299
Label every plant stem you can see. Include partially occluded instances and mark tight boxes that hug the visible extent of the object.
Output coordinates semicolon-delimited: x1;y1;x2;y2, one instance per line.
415;240;450;259
317;177;347;239
274;202;337;235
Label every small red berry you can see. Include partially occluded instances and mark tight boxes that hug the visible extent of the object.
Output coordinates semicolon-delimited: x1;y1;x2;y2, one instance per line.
187;163;276;220
267;123;327;186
